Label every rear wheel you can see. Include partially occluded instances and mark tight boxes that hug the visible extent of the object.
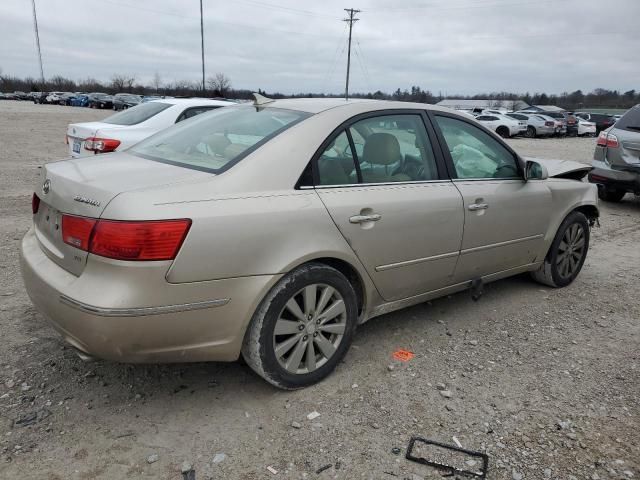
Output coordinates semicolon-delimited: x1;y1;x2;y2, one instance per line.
525;126;536;138
242;263;358;389
531;211;589;288
496;126;510;138
597;186;626;202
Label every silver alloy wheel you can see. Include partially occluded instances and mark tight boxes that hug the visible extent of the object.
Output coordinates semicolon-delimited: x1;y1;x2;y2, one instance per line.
272;283;347;374
556;223;586;279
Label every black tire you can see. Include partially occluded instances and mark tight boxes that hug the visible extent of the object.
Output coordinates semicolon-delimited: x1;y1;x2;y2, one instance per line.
496;126;510;138
242;263;358;389
531;211;590;288
597;186;626;203
525;126;536;138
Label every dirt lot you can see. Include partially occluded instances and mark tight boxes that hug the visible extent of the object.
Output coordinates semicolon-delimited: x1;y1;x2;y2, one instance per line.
0;102;638;480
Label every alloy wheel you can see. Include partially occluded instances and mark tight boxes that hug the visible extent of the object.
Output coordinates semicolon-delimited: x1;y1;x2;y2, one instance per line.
556;223;586;279
272;283;347;374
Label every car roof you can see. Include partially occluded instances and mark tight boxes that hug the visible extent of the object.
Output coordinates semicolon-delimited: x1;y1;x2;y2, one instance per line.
245;97;455;115
150;98;235;107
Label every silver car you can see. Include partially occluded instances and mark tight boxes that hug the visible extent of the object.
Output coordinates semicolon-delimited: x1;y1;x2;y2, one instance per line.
507;113;556;138
21;97;599;389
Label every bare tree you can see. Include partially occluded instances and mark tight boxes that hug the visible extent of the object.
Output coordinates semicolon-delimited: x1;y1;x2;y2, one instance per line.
152;72;162;93
111;74;136;92
206;72;231;96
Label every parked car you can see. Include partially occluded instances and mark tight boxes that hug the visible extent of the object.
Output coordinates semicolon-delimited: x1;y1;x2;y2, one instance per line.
59;92;78;106
506;113;555;138
66;98;233;157
588;104;640;202
577;118;596;137
70;94;90;107
518;111;567;136
475;113;526;137
575;112;616;134
565;113;579;137
87;93;113;109
45;92;65;104
13;91;30;100
23;97;599;389
113;93;142;110
32;92;49;104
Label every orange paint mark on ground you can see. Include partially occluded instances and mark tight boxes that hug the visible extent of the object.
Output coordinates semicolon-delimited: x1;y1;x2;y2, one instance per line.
392;349;414;362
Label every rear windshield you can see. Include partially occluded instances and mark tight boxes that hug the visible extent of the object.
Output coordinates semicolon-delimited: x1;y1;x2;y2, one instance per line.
103;102;172;126
614;106;640;133
130;105;310;173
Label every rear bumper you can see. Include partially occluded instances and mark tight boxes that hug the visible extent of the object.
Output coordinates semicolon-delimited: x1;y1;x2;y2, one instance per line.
589;160;640;193
20;227;280;363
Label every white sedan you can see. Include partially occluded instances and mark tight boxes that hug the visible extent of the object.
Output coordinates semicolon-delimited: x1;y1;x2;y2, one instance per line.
474;113;526;138
577;118;596;137
66;98;233;157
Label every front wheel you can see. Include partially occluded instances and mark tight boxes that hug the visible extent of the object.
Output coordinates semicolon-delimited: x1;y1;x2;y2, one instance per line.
242;263;358;389
525;126;536;138
531;211;590;288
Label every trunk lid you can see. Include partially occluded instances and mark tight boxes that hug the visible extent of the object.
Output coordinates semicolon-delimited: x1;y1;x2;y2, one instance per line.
66;121;129;158
34;152;211;276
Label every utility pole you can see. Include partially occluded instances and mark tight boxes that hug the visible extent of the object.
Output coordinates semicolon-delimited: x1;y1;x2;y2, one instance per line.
31;0;45;88
200;0;205;93
343;8;360;101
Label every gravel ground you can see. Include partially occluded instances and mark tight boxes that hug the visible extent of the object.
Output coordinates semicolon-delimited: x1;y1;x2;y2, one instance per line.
0;102;638;480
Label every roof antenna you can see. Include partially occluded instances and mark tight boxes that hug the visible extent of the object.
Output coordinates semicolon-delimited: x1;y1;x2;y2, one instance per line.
252;92;274;106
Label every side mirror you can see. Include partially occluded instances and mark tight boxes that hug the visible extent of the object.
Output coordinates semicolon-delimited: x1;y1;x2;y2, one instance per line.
524;160;548;181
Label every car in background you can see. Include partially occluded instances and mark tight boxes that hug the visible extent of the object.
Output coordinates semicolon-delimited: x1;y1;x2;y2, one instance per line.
45;92;65;104
475;113;526;137
518;110;567;136
23;97;599;389
59;92;78;106
577;118;596;137
113;93;142;110
66;98;233;157
589;104;640;202
565;113;579;137
575;112;616;134
87;93;113;109
70;94;90;107
506;113;555;138
32;92;49;104
13;91;30;100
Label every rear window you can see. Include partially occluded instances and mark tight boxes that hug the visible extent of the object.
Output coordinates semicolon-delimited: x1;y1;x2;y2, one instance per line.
103;102;172;126
130;105;310;173
615;106;640;133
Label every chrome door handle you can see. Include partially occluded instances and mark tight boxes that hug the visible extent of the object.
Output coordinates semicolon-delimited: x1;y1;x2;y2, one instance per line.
468;203;489;211
349;213;382;224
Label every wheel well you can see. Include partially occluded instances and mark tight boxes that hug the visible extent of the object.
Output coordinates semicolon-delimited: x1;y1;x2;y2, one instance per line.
496;126;509;135
573;205;599;225
307;258;365;316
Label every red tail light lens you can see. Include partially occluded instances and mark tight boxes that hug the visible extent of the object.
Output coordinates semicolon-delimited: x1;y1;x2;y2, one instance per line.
61;215;191;261
597;131;618;148
32;193;40;215
62;215;97;251
84;137;121;153
545;121;554;127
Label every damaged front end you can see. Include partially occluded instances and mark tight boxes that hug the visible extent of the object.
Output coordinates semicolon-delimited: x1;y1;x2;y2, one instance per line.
524;157;593;181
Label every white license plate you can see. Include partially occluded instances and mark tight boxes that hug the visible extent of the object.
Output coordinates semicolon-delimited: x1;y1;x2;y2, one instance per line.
73;139;81;154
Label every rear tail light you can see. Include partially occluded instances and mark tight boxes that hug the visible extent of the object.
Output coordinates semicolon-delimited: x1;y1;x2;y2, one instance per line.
61;215;191;261
545;121;554;127
62;215;97;251
597;131;618;148
32;193;40;215
84;137;121;153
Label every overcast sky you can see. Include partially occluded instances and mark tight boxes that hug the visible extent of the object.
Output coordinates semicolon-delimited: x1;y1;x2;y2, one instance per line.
1;0;638;95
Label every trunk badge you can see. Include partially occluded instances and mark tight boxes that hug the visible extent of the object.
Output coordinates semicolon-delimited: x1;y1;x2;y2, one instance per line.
42;179;51;194
73;195;101;207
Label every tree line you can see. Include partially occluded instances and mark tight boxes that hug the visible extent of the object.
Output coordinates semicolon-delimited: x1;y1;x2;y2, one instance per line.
0;68;637;110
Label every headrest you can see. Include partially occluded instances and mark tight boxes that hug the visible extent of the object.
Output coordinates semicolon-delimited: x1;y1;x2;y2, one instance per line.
362;133;401;166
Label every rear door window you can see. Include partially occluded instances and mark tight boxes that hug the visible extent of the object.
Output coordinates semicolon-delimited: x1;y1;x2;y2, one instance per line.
614;106;640;133
176;106;222;123
103;102;172;125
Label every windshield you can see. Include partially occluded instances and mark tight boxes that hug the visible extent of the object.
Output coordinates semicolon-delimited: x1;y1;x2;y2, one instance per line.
130;105;310;173
102;102;172;126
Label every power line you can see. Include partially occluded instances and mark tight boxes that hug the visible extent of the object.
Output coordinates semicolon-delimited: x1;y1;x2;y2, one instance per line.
30;0;44;86
354;40;372;93
233;0;339;19
343;8;360;101
321;23;349;93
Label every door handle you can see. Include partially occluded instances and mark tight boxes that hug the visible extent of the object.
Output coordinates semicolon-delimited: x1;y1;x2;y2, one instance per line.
349;213;382;224
468;203;489;211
